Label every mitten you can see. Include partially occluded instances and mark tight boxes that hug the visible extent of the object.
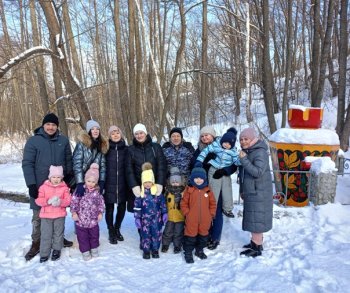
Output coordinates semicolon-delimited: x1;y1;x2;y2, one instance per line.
75;183;85;197
162;213;168;224
132;186;141;197
156;184;163;196
213;169;226;179
98;181;105;194
135;218;141;229
28;184;38;199
194;161;203;168
51;196;61;207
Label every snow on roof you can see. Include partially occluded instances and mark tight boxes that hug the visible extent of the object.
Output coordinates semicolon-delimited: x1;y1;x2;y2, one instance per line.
269;128;339;145
289;104;322;111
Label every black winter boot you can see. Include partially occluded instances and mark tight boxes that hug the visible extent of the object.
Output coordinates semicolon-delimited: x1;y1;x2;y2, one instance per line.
243;241;264;251
115;228;124;241
25;241;40;261
240;241;262;257
63;238;73;248
51;250;61;261
143;252;151;259
207;240;220;250
108;228;118;244
184;253;194;264
161;245;169;253
195;250;207;260
151;250;160;258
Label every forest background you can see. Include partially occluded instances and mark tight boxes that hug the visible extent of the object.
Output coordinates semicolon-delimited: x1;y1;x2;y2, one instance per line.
0;0;349;148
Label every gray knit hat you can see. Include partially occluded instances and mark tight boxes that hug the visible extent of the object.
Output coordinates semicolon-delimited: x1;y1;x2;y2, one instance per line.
86;119;100;133
200;126;216;138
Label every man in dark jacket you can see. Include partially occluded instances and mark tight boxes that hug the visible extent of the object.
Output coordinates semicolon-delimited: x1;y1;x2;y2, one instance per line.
22;113;73;261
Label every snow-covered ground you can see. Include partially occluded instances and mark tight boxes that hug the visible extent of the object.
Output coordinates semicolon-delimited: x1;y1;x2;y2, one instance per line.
0;157;350;292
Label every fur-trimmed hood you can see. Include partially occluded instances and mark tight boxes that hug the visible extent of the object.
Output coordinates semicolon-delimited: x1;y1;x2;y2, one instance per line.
76;130;109;154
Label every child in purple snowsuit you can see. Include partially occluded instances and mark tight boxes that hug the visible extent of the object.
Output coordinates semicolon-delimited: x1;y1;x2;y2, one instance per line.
70;163;104;261
134;162;167;259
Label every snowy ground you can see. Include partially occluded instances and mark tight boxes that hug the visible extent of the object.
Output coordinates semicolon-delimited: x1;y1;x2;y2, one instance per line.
0;163;350;292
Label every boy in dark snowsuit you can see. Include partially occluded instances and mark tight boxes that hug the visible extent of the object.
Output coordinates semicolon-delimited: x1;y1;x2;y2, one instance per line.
134;163;168;259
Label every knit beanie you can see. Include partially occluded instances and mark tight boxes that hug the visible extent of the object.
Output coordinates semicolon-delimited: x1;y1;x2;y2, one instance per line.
169;166;182;185
108;125;122;137
42;113;59;127
200;126;216;138
141;162;157;196
190;167;208;188
48;165;64;179
170;127;183;139
220;127;238;148
85;163;100;182
133;123;147;135
86;120;100;133
239;127;258;140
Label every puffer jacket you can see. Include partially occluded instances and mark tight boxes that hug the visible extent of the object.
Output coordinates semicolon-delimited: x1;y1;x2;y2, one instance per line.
126;134;167;188
70;187;105;228
162;141;194;180
104;139;129;204
180;185;216;237
239;139;273;233
35;180;71;219
165;185;185;223
72;131;109;184
22;127;73;210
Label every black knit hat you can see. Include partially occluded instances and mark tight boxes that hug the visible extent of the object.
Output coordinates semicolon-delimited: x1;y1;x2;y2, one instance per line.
220;127;237;148
42;113;59;127
170;127;183;139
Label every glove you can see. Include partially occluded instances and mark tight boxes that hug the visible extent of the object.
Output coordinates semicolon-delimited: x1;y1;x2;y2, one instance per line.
194;161;203;168
28;184;38;199
132;186;141;197
48;196;61;207
98;181;105;194
213;169;226;179
162;214;168;224
72;213;80;222
156;184;163;196
75;183;85;197
135;218;141;229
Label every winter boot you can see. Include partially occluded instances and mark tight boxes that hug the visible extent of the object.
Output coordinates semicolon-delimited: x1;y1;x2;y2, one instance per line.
91;248;99;257
115;227;124;241
222;210;235;218
184;252;194;264
207;240;220;250
63;238;73;248
39;256;49;263
82;251;92;261
195;250;207;260
143;252;151;259
240;241;262;258
161;245;169;253
151;250;160;258
173;247;181;254
108;228;118;244
25;241;40;261
243;242;264;251
51;250;61;261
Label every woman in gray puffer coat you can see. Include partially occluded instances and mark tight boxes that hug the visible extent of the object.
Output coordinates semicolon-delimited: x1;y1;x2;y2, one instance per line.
73;120;109;197
238;127;273;257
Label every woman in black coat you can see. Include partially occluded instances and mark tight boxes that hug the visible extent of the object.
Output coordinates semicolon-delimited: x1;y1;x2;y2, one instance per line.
104;126;129;244
125;123;167;210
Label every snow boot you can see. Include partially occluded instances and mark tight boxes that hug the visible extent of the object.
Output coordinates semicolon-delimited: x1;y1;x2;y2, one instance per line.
51;250;61;261
143;252;151;259
243;242;264;251
63;238;73;248
151;250;160;258
108;228;118;244
207;240;220;250
240;241;262;258
91;248;99;257
115;227;124;241
173;247;181;254
184;253;194;264
161;245;169;253
82;251;91;261
195;250;207;260
222;210;235;218
40;256;49;263
25;241;40;261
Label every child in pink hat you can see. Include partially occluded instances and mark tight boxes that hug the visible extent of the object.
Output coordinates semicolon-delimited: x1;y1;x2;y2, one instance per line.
35;165;71;263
